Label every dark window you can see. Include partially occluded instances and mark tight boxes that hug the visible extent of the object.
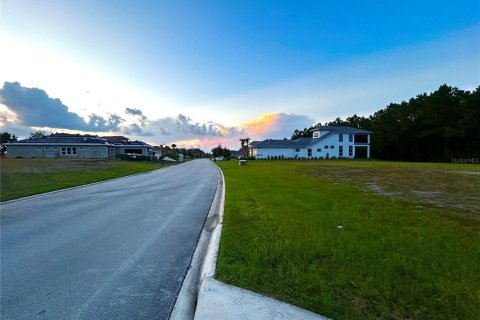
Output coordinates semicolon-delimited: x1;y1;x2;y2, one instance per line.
330;145;334;149
349;146;353;157
61;147;66;155
295;148;300;152
308;149;312;157
339;134;343;142
125;148;142;154
67;147;72;155
72;147;77;155
354;134;369;143
349;134;353;142
325;145;329;149
339;146;343;157
317;148;321;152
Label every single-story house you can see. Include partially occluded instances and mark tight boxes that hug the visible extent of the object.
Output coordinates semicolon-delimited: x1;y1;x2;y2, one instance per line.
249;126;371;159
5;133;151;159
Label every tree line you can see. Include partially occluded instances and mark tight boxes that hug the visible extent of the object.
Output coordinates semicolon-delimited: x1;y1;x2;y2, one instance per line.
291;84;479;162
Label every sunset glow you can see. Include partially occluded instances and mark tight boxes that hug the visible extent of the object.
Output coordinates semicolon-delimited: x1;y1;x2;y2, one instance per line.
241;113;280;136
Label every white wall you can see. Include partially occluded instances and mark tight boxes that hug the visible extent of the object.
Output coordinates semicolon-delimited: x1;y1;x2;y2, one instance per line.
255;133;370;159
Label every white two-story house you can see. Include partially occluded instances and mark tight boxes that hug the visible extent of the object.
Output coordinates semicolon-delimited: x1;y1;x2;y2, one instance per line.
249;126;371;159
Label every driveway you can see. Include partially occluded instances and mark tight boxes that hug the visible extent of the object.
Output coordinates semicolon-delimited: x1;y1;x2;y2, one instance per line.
0;159;219;320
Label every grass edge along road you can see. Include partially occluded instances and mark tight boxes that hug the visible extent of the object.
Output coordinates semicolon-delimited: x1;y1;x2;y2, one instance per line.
215;160;480;320
0;158;175;201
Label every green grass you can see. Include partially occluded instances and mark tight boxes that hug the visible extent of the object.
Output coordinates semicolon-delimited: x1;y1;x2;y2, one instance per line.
216;160;480;319
0;158;173;201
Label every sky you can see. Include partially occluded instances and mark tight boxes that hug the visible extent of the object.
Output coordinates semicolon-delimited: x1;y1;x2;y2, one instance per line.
1;0;479;150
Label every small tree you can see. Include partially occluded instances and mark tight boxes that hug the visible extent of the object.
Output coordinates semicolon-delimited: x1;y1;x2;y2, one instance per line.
1;132;18;143
222;147;231;158
211;144;224;157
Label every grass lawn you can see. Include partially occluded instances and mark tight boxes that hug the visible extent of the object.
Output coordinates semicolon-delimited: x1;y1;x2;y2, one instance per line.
216;160;480;319
0;158;173;201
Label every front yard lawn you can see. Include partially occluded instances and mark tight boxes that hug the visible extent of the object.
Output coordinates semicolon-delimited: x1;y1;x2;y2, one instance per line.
216;160;480;319
0;158;172;201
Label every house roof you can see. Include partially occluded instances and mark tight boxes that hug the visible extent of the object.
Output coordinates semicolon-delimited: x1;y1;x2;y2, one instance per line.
103;136;129;142
311;126;371;134
11;133;108;145
255;138;313;148
248;141;262;148
109;140;150;147
8;133;150;147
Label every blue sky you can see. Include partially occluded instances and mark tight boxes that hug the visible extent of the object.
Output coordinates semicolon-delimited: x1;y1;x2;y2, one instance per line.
1;0;479;149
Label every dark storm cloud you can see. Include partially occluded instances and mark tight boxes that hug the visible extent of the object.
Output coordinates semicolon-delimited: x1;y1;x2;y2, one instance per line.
0;82;90;130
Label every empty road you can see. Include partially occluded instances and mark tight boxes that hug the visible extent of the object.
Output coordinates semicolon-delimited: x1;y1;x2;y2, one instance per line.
1;159;219;320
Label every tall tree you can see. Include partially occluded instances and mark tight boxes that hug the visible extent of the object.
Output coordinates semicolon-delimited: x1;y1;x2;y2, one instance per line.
290;84;480;162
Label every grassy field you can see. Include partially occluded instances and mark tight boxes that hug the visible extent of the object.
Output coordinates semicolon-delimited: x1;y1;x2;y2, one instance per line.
216;160;480;319
0;158;172;201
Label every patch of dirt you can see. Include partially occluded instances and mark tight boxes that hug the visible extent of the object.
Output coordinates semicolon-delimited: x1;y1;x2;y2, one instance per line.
300;165;480;215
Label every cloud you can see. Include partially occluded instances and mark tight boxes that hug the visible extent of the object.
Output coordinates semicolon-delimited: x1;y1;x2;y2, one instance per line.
125;107;147;125
0;82;91;130
0;82;316;149
145;114;244;139
0;82;144;134
242;112;315;139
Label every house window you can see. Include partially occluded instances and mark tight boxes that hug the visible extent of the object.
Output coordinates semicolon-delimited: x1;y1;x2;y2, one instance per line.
317;148;321;152
313;131;320;138
349;146;353;157
61;147;66;155
330;145;334;149
325;145;329;149
67;147;72;155
308;149;312;157
339;134;343;142
125;148;142;154
349;134;353;142
339;146;343;157
295;148;300;152
72;147;77;155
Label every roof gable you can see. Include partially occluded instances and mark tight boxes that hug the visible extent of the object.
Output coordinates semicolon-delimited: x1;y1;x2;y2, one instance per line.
311;125;371;134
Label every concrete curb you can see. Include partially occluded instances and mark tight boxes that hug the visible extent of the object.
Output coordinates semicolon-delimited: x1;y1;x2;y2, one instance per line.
171;162;328;320
0;162;178;205
169;164;225;320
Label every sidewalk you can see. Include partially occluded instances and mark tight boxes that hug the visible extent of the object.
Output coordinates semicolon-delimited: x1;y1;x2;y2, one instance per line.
195;278;329;320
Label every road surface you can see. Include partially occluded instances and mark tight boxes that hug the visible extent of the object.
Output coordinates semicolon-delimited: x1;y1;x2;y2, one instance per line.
1;159;219;320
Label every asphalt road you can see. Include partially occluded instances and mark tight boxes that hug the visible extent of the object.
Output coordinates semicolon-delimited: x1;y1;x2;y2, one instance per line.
0;159;219;320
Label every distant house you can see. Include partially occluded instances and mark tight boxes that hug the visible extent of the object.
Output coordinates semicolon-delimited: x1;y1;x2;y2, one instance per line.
229;150;241;158
5;133;151;159
249;126;371;159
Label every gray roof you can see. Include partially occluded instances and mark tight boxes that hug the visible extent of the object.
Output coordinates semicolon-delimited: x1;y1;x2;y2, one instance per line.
109;140;150;147
248;141;262;148
9;133;150;147
12;134;108;145
311;126;371;134
256;138;313;148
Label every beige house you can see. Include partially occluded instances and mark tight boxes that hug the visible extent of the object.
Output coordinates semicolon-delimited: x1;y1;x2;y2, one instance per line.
5;133;151;159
